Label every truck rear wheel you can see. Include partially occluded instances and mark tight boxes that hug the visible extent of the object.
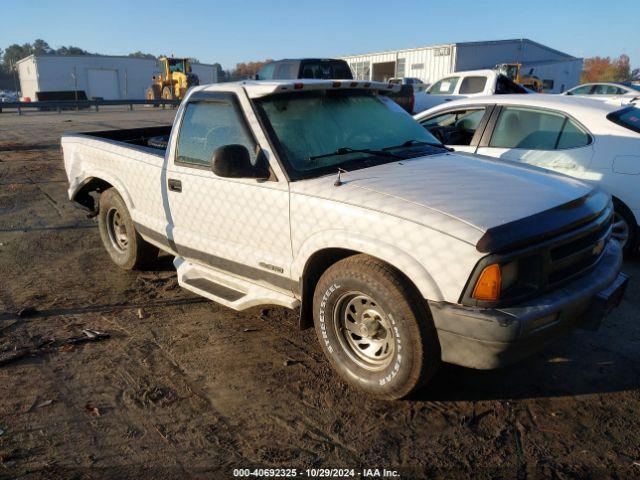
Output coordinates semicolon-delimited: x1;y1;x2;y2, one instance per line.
97;188;159;270
313;254;441;399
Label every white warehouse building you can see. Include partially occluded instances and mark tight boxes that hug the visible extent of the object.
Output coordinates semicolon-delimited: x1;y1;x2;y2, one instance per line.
341;39;582;93
16;54;220;101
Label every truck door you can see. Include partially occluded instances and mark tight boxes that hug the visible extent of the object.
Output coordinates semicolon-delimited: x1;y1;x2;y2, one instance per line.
164;92;294;294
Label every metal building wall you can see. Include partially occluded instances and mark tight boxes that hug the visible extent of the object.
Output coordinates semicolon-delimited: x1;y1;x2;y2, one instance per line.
454;40;582;92
191;63;218;84
341;44;457;84
520;59;583;93
342;39;581;90
16;57;39;100
30;56;156;100
454;39;574;72
17;55;218;100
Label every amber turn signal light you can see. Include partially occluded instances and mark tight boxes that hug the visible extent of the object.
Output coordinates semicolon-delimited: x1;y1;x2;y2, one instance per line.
472;263;502;301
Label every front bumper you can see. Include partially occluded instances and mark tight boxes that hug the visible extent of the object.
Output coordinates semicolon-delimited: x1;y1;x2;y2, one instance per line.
430;241;628;369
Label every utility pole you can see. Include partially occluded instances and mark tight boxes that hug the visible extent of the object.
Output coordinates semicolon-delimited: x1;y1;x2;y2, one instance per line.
71;67;78;110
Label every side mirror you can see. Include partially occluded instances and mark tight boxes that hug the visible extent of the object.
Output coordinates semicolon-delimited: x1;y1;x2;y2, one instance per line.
211;144;270;179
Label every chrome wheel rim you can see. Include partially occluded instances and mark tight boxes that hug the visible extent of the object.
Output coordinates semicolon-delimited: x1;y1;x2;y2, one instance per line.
334;292;394;371
612;212;630;249
106;207;129;252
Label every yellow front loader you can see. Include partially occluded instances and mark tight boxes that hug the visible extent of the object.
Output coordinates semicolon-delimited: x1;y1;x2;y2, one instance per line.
495;63;543;92
146;57;200;102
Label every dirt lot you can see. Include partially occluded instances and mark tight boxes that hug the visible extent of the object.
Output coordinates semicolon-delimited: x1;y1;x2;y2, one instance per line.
0;108;639;479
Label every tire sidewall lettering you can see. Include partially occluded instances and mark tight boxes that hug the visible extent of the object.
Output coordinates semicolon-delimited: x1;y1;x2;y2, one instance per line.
317;283;404;388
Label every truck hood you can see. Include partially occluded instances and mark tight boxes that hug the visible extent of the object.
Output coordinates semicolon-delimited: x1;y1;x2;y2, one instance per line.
291;152;597;247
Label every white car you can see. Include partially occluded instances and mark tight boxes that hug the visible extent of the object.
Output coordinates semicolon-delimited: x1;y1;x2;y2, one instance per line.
415;95;640;253
62;80;626;399
563;82;640;102
413;69;528;113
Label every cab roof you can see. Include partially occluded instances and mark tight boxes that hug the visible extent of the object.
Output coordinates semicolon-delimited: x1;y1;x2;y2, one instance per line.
195;79;401;99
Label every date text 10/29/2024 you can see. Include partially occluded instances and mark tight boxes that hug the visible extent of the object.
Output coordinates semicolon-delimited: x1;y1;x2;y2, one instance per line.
232;468;401;478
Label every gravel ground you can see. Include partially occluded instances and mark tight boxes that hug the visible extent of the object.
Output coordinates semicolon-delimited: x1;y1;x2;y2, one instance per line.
0;108;639;479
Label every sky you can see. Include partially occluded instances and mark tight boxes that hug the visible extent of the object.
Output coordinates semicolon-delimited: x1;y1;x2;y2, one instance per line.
1;0;638;70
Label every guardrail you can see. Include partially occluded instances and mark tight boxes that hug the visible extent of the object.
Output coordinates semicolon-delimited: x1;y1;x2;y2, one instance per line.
0;98;181;114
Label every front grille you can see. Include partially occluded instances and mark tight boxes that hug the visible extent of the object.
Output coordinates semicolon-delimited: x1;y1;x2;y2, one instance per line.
546;208;613;287
462;198;615;308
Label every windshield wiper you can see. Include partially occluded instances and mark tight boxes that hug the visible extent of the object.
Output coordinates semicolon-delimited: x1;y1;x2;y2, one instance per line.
382;139;453;152
309;146;402;161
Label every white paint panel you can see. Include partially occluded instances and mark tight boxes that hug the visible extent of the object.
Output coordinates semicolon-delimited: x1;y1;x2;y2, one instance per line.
342;44;456;84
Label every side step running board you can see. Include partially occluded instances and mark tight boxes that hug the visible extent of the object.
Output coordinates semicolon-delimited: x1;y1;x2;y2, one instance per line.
174;257;299;311
182;277;244;302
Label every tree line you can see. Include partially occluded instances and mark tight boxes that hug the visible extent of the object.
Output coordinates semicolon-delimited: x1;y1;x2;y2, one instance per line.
0;38;257;82
0;39;162;74
580;54;639;83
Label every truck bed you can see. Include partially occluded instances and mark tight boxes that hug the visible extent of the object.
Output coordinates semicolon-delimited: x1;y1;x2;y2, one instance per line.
76;125;172;151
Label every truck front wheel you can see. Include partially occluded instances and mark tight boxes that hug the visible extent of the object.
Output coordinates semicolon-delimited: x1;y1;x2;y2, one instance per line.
97;188;159;270
313;254;441;399
161;86;174;100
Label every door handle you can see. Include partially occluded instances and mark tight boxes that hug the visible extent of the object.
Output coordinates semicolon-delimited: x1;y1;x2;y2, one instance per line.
168;178;182;192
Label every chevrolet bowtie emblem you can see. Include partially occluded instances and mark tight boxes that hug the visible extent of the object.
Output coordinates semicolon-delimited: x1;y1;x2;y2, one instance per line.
592;240;605;256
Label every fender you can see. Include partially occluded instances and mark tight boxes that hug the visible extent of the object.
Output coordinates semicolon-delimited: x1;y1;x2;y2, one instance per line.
69;168;135;210
292;230;444;302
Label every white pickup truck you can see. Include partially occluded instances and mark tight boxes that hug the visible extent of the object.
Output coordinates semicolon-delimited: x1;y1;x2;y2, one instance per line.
62;79;627;399
413;69;529;113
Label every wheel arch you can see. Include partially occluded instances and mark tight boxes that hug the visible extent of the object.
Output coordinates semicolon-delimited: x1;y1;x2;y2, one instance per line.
612;195;638;228
295;232;444;329
70;172;133;214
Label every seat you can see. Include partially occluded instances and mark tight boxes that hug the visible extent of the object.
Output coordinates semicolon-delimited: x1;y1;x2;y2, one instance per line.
491;111;526;148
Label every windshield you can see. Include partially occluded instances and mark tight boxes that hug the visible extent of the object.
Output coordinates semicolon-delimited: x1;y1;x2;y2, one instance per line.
255;90;444;180
168;59;187;73
300;61;353;80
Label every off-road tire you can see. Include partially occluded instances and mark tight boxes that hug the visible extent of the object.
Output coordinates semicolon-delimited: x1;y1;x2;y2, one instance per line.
146;85;160;107
313;254;441;399
97;188;158;270
161;86;174;100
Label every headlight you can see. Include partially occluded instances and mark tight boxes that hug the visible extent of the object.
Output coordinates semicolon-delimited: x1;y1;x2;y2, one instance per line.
500;261;519;292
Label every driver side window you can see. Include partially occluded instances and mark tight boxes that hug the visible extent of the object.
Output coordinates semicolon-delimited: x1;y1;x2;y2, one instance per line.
176;100;257;167
420;108;487;146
